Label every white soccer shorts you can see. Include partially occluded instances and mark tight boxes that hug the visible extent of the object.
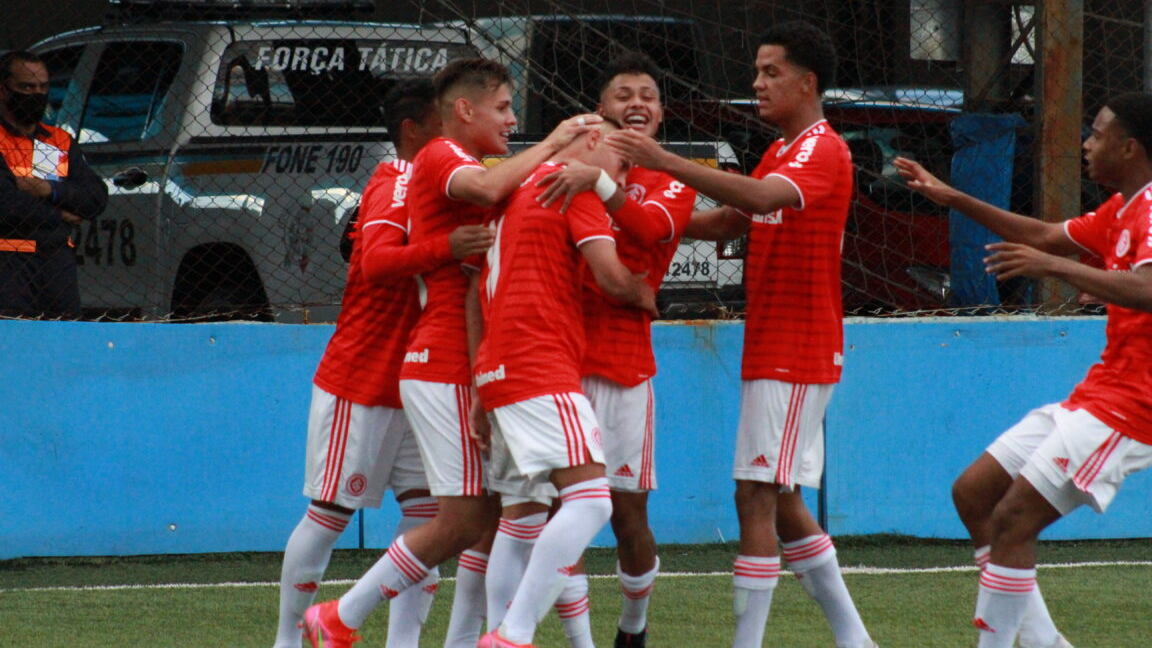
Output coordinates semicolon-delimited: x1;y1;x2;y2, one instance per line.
582;375;656;492
303;384;428;509
489;391;606;479
988;403;1152;514
733;379;835;489
399;379;487;497
488;411;558;505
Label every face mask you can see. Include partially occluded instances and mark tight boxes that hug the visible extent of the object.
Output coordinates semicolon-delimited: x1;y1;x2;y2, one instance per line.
4;90;49;125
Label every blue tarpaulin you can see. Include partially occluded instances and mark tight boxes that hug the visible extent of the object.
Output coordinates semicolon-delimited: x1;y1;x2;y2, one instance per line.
948;113;1026;307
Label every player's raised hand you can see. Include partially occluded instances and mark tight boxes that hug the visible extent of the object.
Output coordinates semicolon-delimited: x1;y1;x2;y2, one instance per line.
893;156;956;206
983;241;1065;280
606;129;671;172
543;113;604;151
535;160;601;212
448;224;495;260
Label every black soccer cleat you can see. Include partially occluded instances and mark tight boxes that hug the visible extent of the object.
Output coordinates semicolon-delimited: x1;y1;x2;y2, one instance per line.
614;627;647;648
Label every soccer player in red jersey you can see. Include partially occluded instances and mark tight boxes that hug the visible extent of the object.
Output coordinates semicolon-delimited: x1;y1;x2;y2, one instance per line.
609;22;877;648
302;59;599;648
535;51;698;648
895;94;1152;648
273;79;493;648
474;117;658;648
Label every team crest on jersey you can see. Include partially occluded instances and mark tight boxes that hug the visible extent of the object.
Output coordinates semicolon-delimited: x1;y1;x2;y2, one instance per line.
1116;229;1132;258
625;183;646;203
346;473;367;496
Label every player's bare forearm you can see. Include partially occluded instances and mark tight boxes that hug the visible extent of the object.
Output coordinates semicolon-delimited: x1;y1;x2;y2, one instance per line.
896;156;1074;255
988;243;1152;312
685;206;749;241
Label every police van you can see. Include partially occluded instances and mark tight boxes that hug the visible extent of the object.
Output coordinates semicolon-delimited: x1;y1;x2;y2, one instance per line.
32;1;477;321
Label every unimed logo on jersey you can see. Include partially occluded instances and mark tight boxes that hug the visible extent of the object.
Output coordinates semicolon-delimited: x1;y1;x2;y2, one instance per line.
475;364;506;386
404;348;430;363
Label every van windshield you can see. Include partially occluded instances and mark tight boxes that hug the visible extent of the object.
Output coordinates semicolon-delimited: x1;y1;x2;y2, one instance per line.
211;38;474;127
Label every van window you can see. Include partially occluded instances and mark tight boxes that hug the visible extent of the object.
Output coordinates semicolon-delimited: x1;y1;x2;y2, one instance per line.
80;41;183;143
211;39;475;127
37;46;85;128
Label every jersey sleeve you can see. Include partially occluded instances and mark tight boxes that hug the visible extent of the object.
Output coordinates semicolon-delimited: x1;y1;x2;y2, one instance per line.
568;192;616;246
767;132;845;210
359;167;454;282
1132;200;1152;269
611;176;695;245
1064;193;1122;259
425;139;484;200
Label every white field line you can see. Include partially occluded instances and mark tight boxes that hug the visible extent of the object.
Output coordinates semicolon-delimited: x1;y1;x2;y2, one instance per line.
5;561;1151;594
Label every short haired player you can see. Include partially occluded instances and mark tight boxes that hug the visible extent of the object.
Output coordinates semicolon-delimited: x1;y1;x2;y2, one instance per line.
893;93;1152;648
272;78;492;648
608;21;878;648
301;59;600;648
474;116;659;648
535;51;698;648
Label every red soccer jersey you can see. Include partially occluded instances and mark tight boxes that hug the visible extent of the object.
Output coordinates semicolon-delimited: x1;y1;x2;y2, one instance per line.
1062;186;1152;444
475;162;617;409
741;120;852;384
582;167;696;386
313;160;421;408
401;137;488;385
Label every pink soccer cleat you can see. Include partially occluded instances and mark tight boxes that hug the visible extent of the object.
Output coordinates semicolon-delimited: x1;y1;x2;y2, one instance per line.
300;600;361;648
476;629;537;648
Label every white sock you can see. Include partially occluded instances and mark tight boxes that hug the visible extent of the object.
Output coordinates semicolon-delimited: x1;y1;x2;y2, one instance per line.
732;555;780;648
617;557;659;634
385;498;440;648
487;513;547;629
783;534;872;648
442;550;489;648
974;547;1062;648
273;504;351;648
338;534;428;629
974;563;1036;648
555;573;595;648
499;478;612;645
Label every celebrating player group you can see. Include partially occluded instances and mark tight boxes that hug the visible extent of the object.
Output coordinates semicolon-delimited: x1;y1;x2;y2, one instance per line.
270;16;1152;648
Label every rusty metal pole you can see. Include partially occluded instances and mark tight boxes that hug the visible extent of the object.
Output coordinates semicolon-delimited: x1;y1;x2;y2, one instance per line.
1036;0;1083;312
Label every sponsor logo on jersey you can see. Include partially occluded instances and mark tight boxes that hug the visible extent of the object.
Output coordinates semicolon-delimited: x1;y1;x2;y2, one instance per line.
1053;457;1070;473
391;171;410;208
1116;228;1132;257
615;464;635;478
751;454;771;468
404;348;430;363
787;133;819;168
346;473;367;496
833;352;844;366
751;210;783;225
474;364;506;386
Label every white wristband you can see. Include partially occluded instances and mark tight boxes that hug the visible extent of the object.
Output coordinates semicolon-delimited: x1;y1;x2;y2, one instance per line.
593;169;617;202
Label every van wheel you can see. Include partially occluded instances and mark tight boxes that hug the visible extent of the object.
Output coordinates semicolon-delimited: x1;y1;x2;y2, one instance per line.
171;245;271;322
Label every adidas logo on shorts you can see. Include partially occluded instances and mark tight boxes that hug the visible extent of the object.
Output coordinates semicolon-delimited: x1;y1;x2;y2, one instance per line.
751;455;771;468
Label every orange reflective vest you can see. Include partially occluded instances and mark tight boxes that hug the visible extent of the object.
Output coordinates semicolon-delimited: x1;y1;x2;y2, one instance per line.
0;121;73;254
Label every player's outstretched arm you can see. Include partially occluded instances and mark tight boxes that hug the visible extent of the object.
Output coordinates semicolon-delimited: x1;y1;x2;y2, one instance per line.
579;238;659;318
684;206;750;242
985;243;1152;312
448;114;602;208
606;130;799;215
894;156;1077;255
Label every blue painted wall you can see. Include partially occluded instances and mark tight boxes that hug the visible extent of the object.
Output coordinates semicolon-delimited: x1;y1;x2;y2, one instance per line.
2;317;1148;559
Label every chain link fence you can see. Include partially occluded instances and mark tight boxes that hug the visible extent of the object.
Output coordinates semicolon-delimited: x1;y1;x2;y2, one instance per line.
1;0;1145;321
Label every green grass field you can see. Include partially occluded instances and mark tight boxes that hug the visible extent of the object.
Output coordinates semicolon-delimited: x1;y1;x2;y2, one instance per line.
3;536;1151;647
